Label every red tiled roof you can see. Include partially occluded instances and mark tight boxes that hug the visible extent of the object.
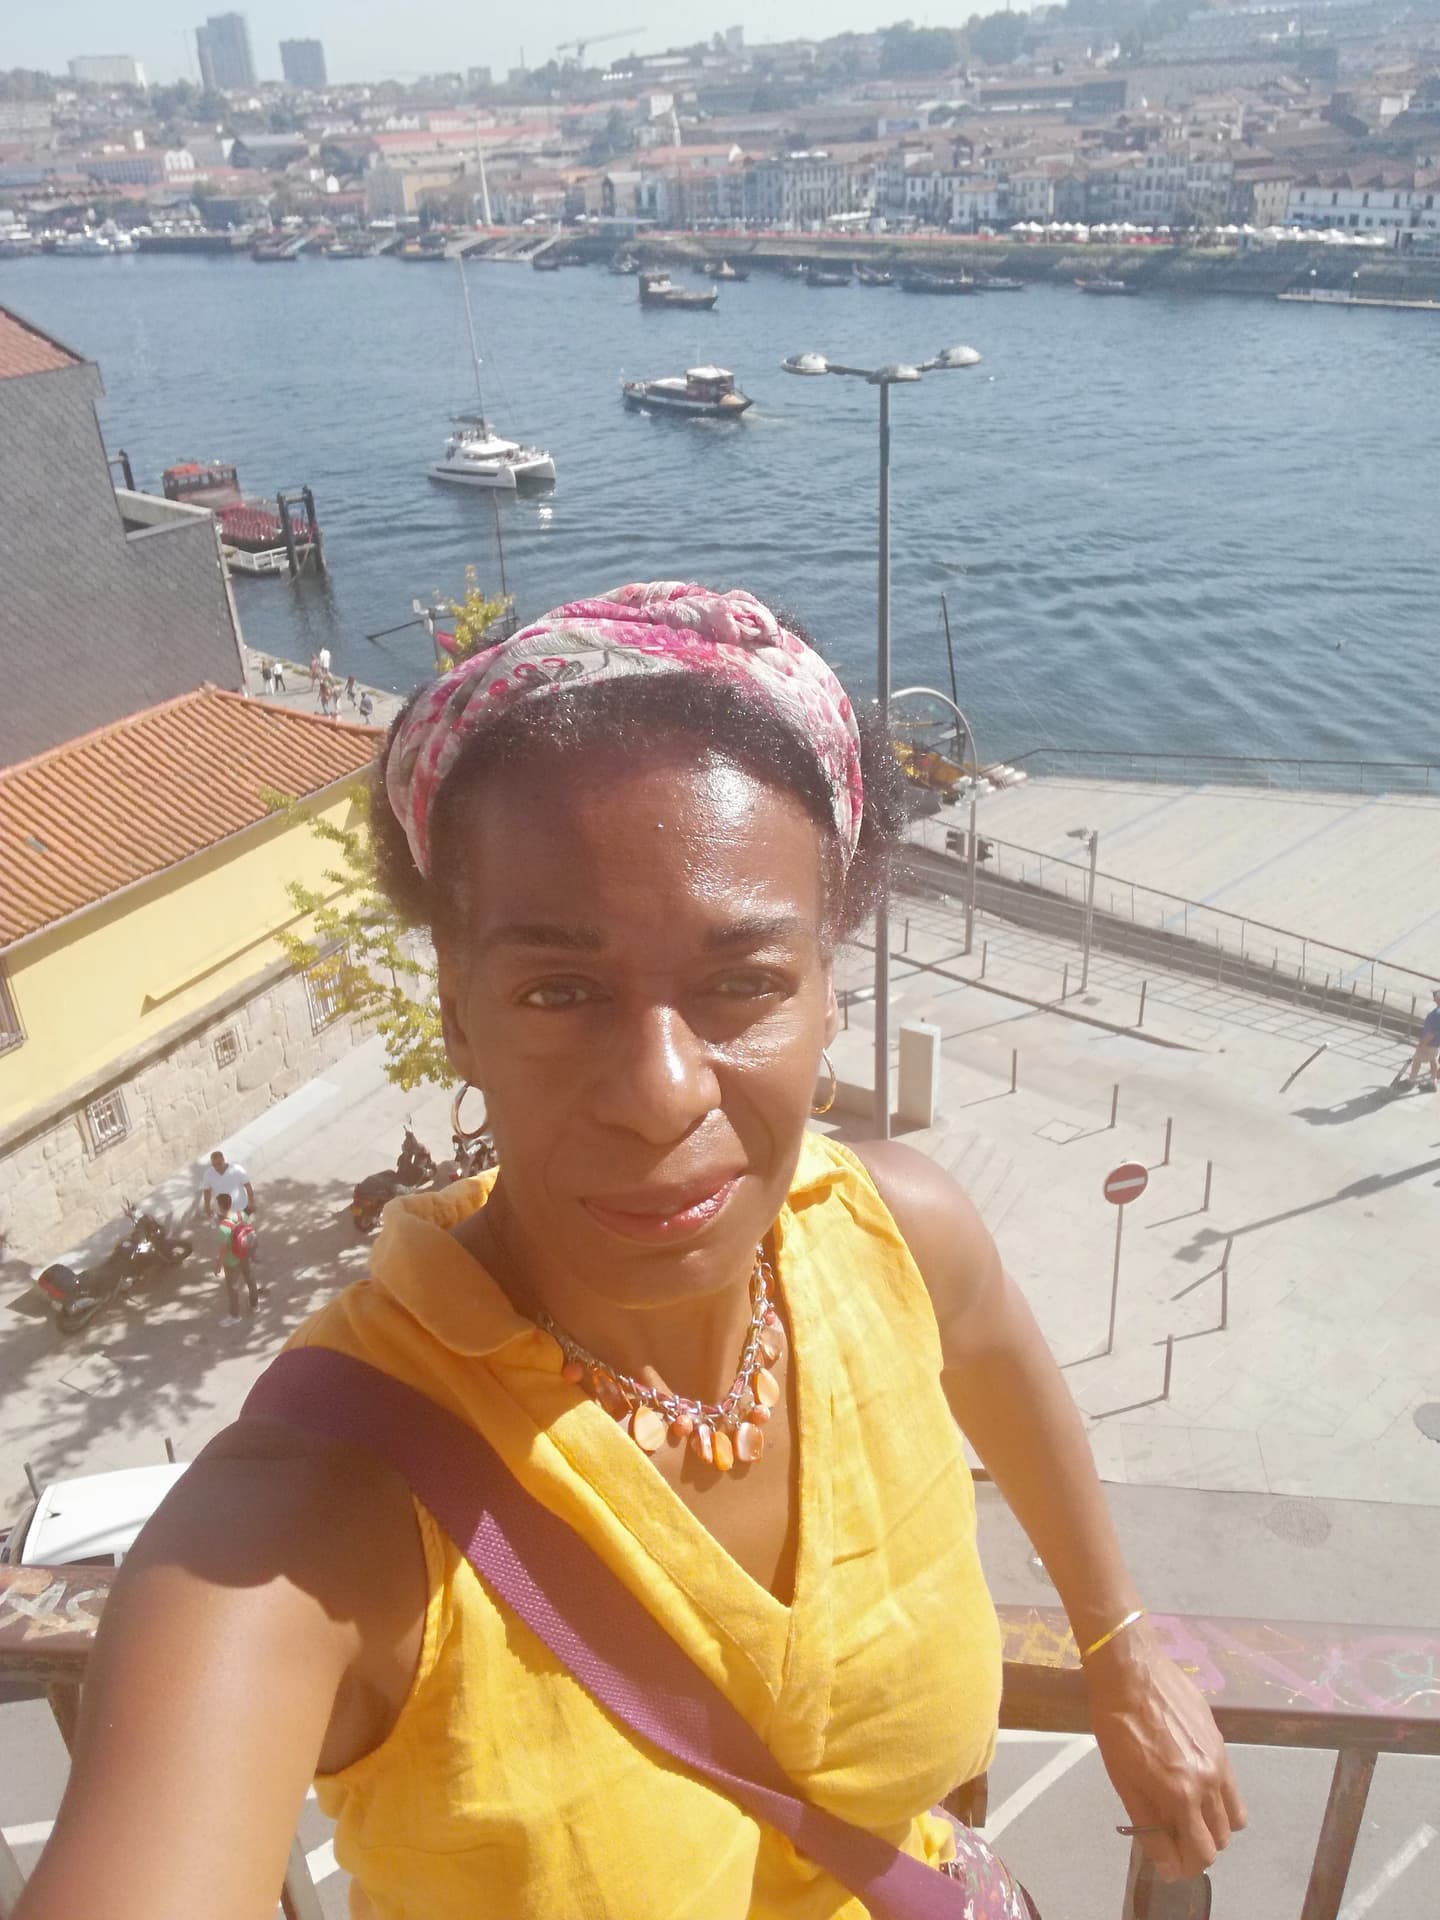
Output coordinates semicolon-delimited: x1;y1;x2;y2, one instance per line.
0;306;83;381
0;687;380;948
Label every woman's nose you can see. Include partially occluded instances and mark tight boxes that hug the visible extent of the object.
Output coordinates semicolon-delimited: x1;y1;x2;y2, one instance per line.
591;1003;720;1145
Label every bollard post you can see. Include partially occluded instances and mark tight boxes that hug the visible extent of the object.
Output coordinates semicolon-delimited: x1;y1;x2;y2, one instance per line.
904;917;911;953
1220;1261;1229;1332
1374;987;1387;1035
980;940;988;980
165;1436;177;1463
1010;1048;1018;1095
1061;963;1069;1000
24;1460;40;1499
1162;1116;1173;1166
1161;1331;1174;1401
1109;1084;1119;1130
1202;1159;1213;1212
1137;979;1148;1027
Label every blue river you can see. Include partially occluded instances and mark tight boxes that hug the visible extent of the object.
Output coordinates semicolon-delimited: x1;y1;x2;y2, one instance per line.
7;251;1438;762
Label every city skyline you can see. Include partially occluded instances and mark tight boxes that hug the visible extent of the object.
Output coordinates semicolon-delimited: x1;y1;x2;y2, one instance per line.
10;0;1044;88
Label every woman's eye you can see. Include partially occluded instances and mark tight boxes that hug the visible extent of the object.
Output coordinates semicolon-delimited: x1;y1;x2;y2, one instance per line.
710;970;784;999
517;980;594;1009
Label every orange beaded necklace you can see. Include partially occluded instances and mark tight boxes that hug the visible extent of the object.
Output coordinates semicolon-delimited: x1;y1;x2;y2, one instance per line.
538;1249;783;1472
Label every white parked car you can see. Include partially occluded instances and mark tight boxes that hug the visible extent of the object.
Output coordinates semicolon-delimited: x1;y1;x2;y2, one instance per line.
0;1462;188;1569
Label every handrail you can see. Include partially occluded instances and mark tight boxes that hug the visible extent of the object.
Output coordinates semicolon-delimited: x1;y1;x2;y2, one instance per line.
3;1566;1437;1918
1007;747;1440;796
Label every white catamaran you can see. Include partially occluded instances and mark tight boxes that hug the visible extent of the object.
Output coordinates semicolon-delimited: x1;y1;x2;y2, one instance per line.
428;264;556;490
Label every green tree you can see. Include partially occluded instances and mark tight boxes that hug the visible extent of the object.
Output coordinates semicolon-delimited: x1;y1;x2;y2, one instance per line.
966;11;1028;64
270;784;452;1091
440;565;512;667
880;22;961;75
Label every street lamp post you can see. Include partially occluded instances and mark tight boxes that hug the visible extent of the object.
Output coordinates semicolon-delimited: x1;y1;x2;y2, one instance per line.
1067;826;1100;991
783;344;982;1139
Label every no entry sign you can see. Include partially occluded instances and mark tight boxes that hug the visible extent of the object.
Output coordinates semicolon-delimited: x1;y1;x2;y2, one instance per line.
1103;1161;1149;1206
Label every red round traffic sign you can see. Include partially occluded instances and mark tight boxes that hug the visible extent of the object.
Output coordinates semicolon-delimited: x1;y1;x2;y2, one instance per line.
1103;1162;1149;1206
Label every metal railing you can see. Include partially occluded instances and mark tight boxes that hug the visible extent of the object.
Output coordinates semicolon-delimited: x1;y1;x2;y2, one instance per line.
905;821;1433;1041
1007;748;1440;796
3;1566;1436;1919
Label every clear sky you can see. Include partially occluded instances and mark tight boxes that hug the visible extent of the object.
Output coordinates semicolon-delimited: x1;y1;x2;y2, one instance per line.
12;4;999;88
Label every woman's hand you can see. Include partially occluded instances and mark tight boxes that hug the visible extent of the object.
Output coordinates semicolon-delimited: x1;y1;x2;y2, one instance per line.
1084;1621;1247;1884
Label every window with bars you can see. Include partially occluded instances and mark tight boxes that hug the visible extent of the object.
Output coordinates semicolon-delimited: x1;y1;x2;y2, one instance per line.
85;1088;131;1154
0;970;22;1054
213;1027;240;1069
304;953;347;1032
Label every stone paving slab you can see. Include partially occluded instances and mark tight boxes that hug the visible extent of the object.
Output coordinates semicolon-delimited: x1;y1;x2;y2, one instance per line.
968;775;1440;978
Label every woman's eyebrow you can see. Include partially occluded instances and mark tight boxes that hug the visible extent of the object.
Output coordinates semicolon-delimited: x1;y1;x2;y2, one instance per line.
703;914;815;951
478;922;605;954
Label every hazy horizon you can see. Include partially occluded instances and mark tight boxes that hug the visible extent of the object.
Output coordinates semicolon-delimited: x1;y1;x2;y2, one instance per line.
12;3;1045;89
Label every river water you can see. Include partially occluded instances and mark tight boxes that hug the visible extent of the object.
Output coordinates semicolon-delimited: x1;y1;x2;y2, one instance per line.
9;252;1438;762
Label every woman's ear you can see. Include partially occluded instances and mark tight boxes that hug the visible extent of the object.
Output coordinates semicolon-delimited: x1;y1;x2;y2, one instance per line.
823;974;840;1048
437;942;481;1086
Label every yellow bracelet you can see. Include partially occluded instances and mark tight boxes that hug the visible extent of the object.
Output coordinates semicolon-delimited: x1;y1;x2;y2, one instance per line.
1080;1607;1147;1661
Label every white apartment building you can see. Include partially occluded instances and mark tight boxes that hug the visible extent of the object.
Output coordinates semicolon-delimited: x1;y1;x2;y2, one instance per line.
744;152;864;228
68;55;146;89
1286;172;1440;237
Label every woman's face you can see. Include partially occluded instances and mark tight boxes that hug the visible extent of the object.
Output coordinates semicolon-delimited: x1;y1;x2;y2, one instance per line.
437;745;838;1307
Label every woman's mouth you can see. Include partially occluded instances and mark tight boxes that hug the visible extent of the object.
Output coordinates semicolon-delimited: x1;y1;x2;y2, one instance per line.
580;1178;741;1244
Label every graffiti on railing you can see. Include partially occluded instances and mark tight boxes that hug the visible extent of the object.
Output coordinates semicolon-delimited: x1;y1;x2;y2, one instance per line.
0;1566;106;1641
1000;1607;1440;1725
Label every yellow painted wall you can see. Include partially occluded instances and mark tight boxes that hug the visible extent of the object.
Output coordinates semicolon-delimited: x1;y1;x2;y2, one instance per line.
0;785;366;1135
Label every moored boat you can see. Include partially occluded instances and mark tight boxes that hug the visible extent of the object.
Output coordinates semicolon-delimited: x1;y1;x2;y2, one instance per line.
976;274;1024;291
855;265;893;286
703;259;749;281
161;461;320;555
428;262;555;488
621;365;752;417
638;270;718;311
1076;276;1135;295
899;270;977;295
806;266;851;287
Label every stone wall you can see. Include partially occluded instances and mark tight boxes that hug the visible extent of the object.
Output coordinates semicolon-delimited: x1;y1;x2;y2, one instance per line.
0;964;364;1262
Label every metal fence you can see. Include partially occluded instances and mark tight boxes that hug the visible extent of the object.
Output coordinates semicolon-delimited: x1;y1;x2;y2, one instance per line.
1008;747;1440;796
904;818;1433;1041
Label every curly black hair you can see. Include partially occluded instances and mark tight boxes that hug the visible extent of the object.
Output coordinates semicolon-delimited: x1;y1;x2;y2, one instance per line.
371;628;909;950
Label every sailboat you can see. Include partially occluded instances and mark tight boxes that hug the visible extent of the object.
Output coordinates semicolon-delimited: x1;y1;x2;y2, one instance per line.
427;263;556;489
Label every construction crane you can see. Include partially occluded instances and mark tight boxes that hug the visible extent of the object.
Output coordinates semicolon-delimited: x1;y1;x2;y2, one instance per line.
554;26;645;68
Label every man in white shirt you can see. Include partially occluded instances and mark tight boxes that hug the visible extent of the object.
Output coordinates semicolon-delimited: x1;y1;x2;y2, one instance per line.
201;1149;255;1218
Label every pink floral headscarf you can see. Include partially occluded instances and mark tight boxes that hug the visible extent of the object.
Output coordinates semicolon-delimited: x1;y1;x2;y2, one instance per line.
386;581;865;879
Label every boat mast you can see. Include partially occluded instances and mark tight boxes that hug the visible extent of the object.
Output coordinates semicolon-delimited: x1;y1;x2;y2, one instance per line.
459;260;486;426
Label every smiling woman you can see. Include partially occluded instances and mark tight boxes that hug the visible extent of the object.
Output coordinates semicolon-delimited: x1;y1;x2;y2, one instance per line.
16;584;1244;1920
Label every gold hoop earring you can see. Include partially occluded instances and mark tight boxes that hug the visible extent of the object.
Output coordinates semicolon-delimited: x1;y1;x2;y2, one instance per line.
450;1082;490;1146
812;1049;838;1116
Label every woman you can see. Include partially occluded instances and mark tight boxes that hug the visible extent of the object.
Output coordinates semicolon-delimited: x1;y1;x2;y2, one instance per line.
19;583;1244;1920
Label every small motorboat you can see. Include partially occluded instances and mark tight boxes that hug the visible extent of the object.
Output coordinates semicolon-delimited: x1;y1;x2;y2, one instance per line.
780;260;808;278
531;250;562;271
976;274;1024;291
610;253;641;274
1076;276;1135;295
622;365;752;418
806;266;851;287
394;237;450;262
899;270;978;295
855;266;894;286
638;270;718;311
703;259;749;281
429;417;556;489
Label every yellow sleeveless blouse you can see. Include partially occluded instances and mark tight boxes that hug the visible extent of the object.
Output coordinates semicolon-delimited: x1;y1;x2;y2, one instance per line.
294;1131;1002;1919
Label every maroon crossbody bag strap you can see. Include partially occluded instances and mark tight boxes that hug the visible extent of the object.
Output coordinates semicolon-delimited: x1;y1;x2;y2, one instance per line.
243;1346;1018;1920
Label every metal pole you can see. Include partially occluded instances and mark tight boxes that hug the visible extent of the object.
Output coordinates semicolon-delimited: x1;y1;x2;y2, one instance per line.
1061;962;1069;1000
1161;1331;1174;1400
1010;1047;1017;1093
1137;979;1148;1026
1109;1084;1119;1129
980;939;988;979
1202;1160;1213;1211
1162;1116;1173;1165
873;379;891;1142
1106;1207;1124;1356
1081;829;1098;991
964;783;979;954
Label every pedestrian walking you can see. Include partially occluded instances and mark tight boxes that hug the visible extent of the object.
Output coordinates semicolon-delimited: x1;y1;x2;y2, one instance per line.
213;1192;258;1324
345;674;357;706
1397;986;1440;1091
272;661;287;693
358;690;375;723
260;658;273;695
308;653;322;689
319;646;332;677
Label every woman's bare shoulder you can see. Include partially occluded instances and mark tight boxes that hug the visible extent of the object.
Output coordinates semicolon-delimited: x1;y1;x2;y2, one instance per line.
846;1138;1003;1342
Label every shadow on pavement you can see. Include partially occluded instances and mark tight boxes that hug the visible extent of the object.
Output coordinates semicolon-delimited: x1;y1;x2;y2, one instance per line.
0;1175;372;1493
1291;1085;1408;1126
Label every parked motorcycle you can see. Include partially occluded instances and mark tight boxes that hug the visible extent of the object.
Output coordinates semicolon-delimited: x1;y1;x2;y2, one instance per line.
351;1127;437;1235
37;1201;194;1335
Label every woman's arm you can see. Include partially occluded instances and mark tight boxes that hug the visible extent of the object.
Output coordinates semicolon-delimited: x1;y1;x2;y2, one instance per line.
855;1140;1246;1885
16;1436;425;1920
